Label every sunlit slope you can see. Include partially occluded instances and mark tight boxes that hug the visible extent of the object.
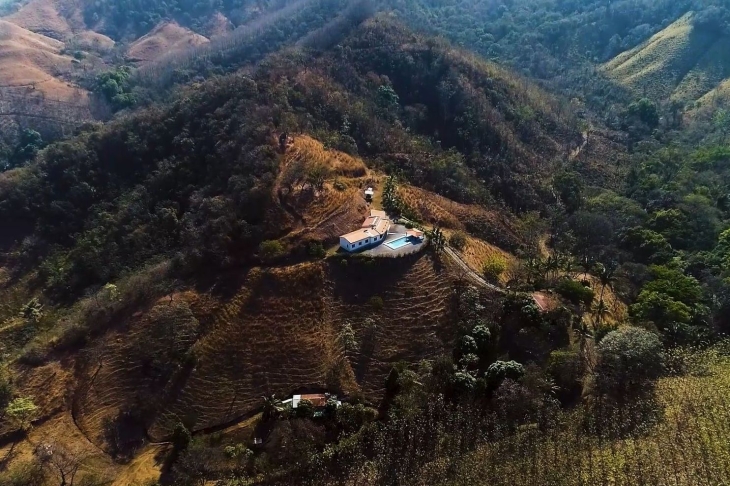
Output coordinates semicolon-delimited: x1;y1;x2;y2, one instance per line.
603;12;730;104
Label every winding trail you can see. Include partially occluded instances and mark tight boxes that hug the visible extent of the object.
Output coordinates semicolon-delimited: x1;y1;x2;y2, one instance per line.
443;246;504;294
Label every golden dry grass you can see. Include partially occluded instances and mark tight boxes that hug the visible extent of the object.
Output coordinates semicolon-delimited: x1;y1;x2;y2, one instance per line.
127;21;209;63
277;135;372;243
286;135;368;179
602;12;730;104
3;0;81;40
0;19;89;102
443;230;516;286
72;291;205;449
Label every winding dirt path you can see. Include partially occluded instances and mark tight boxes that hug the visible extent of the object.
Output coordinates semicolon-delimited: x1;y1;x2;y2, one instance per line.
443;246;504;294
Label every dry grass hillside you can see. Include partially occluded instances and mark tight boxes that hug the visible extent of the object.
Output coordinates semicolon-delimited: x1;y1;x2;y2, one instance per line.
3;0;85;40
67;251;462;451
0;18;92;134
275;135;373;246
602;12;730;104
399;185;523;252
126;21;208;64
0;19;86;100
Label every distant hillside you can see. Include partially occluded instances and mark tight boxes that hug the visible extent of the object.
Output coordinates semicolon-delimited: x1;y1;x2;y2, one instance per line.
603;11;730;106
126;20;208;64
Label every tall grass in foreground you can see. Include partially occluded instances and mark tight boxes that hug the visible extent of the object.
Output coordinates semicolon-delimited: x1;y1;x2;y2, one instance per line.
282;346;730;486
438;347;730;486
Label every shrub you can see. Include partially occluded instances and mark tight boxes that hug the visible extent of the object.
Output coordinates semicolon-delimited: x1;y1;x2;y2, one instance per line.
458;335;478;356
369;296;384;311
405;222;415;229
449;231;468;251
333;179;347;191
259;240;285;260
547;350;584;405
0;372;12;410
595;327;664;399
486;361;525;388
483;254;507;284
17;346;47;367
5;397;38;431
295;399;315;419
556;279;595;307
308;242;327;259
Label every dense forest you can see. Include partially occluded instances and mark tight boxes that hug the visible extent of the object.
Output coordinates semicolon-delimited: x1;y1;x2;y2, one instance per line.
1;1;730;485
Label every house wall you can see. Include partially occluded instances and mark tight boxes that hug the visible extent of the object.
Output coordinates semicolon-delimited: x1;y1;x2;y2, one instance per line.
340;233;387;252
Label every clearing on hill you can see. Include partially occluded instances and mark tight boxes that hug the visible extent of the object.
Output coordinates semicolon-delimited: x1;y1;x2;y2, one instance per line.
276;135;371;245
2;0;84;40
0;19;90;104
602;11;730;104
126;21;209;64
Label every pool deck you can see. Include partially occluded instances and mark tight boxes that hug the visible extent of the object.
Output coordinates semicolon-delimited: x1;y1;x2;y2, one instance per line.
363;224;426;257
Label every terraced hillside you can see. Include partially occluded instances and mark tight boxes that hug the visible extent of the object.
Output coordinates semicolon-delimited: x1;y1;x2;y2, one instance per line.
67;252;464;452
603;11;730;104
325;253;462;398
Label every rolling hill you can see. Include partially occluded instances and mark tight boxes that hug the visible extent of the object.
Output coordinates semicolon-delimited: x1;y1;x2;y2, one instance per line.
602;11;730;106
0;11;639;486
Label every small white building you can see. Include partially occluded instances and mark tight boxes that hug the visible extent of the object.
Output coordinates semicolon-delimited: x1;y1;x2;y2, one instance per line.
340;210;391;252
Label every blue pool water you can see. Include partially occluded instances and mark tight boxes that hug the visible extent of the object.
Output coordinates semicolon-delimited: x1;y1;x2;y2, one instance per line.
386;236;413;250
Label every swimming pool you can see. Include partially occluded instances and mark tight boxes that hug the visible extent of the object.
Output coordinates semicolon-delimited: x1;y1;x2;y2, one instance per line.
385;236;413;250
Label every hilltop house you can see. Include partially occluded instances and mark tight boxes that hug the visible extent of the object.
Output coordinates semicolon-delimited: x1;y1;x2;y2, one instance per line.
340;209;391;252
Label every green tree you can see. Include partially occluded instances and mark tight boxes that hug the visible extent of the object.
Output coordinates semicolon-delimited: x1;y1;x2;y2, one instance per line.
627;98;659;128
9;129;43;168
261;395;283;422
19;298;43;324
482;254;507;284
595;327;664;399
631;266;708;341
449;231;468;251
621;227;674;264
259;240;285;260
5;397;39;431
306;164;329;192
427;226;446;254
553;171;584;213
339;322;358;354
485;361;525;389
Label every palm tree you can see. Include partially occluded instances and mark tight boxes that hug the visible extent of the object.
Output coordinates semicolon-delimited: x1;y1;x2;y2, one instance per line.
262;395;284;422
427;226;446;254
572;320;595;373
592;299;612;328
580;255;595;280
594;262;618;326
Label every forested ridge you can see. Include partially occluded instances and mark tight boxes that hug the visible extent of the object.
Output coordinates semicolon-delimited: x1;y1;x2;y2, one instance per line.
1;1;730;486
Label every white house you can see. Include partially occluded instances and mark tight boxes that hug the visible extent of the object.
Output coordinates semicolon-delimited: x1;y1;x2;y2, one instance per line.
340;210;391;252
